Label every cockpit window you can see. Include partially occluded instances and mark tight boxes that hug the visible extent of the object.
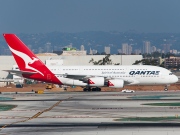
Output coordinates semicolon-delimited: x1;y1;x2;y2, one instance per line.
169;73;173;75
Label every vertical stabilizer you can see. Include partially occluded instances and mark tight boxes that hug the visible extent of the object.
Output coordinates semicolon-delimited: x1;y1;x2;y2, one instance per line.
3;34;62;84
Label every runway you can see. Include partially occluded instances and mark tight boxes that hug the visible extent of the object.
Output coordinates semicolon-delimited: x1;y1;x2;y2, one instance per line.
0;91;180;135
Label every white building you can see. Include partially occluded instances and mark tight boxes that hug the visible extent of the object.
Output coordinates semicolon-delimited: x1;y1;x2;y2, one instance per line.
80;45;85;51
61;50;87;56
122;43;129;54
104;46;110;54
143;41;151;54
0;55;142;78
122;43;132;54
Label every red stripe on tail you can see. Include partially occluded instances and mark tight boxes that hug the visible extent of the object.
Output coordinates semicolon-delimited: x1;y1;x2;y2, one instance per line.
3;34;63;85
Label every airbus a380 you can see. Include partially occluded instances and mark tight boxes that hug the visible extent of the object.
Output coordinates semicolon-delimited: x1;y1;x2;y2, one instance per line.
3;34;178;91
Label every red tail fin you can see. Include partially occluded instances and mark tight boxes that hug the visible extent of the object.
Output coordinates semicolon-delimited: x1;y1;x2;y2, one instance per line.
3;34;62;84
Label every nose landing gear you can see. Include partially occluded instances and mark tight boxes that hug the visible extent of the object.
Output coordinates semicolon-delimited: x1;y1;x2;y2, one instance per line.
164;85;168;91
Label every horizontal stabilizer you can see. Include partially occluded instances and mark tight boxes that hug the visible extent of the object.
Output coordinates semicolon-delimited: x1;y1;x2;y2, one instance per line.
3;70;37;75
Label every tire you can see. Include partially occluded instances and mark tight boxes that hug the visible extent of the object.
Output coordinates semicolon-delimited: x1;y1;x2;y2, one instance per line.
164;88;168;91
88;89;91;91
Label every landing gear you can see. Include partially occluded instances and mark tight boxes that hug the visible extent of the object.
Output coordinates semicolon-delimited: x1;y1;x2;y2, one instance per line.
83;87;101;92
164;85;168;91
92;87;101;91
83;87;91;91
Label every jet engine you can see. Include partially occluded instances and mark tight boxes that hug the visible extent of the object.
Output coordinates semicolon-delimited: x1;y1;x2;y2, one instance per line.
108;79;124;88
88;77;104;86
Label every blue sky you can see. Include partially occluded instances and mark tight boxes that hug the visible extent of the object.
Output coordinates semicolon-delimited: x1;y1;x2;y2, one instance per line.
0;0;180;33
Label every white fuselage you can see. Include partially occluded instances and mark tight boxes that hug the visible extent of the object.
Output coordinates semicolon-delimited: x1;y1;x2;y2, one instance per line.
48;65;178;87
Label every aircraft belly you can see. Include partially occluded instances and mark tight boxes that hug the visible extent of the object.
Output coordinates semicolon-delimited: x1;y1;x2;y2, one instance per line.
59;77;87;86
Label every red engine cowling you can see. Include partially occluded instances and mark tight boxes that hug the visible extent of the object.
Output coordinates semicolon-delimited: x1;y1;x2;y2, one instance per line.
108;79;124;88
88;77;104;86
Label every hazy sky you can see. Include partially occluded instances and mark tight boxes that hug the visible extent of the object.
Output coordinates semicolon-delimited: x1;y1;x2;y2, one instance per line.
1;0;180;33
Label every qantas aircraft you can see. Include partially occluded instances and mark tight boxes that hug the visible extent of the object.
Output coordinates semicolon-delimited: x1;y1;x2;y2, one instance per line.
3;34;178;91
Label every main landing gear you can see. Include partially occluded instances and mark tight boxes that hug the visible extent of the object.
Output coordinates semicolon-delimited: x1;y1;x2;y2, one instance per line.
83;87;101;92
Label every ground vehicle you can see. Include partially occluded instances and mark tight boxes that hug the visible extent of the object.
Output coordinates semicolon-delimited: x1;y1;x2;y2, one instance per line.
46;83;54;89
122;89;135;93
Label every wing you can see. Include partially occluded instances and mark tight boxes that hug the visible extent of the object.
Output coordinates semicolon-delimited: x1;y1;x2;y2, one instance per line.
56;73;89;80
3;70;37;76
58;73;135;85
0;79;14;82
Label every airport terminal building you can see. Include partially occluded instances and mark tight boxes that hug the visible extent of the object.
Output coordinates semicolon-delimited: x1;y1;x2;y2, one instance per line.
0;55;142;79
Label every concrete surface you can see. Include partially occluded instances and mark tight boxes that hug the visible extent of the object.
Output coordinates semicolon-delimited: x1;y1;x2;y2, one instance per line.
0;91;180;134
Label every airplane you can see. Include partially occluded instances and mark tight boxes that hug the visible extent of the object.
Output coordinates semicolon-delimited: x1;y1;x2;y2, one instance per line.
3;33;178;91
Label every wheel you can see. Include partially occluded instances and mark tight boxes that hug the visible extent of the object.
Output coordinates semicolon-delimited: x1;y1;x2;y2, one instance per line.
83;87;92;91
164;88;168;91
88;88;91;91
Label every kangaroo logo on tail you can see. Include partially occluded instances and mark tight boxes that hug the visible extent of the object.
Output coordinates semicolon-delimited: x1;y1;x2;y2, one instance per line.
8;45;44;76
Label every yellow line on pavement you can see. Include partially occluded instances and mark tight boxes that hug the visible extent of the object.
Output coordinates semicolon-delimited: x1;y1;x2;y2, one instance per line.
0;97;70;131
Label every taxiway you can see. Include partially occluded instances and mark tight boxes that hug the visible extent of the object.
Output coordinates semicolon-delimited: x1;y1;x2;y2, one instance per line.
0;91;180;135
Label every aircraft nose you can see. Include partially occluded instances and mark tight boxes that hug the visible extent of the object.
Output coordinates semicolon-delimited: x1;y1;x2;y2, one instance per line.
172;75;178;83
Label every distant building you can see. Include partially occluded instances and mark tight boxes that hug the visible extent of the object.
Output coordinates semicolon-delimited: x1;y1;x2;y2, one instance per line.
157;49;161;53
104;46;110;54
134;49;141;55
80;45;85;51
128;45;132;54
151;46;157;53
170;49;178;54
89;48;98;55
162;44;171;53
122;43;128;54
92;49;97;54
89;48;93;55
122;43;132;54
164;56;180;69
45;42;52;53
143;41;151;54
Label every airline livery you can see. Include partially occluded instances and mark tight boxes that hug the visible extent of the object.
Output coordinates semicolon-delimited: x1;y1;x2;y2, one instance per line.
3;34;178;91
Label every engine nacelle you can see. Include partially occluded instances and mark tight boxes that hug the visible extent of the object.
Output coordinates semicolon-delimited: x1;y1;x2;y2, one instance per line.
88;77;104;86
61;78;87;86
108;79;124;88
